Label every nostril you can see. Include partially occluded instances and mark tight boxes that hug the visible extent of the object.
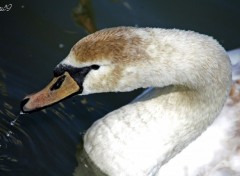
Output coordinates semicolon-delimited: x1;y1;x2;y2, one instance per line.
50;75;66;91
20;98;30;112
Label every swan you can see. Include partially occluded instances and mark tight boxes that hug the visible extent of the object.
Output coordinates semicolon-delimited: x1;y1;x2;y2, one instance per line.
20;27;234;176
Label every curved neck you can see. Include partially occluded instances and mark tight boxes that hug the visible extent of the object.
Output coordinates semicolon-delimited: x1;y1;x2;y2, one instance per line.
129;32;232;167
84;29;232;175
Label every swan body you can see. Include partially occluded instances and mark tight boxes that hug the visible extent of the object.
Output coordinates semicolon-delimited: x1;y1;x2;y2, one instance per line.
156;49;240;176
21;27;232;176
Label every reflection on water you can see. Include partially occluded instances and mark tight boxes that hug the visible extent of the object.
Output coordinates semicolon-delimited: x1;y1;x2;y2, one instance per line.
1;0;240;175
73;0;97;34
0;69;7;97
0;68;24;173
73;141;106;176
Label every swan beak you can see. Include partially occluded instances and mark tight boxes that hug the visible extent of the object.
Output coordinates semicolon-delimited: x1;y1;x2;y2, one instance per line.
20;72;80;113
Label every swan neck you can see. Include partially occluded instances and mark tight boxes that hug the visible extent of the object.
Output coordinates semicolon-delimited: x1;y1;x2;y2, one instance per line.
83;28;232;175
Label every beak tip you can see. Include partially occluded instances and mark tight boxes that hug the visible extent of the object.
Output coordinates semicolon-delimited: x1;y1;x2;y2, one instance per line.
20;98;30;113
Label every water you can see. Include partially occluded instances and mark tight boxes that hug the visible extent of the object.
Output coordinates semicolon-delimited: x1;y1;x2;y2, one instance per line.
10;115;20;126
0;0;240;175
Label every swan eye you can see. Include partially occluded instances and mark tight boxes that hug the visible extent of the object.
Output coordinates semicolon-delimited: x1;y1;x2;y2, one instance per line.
91;65;100;70
50;75;66;91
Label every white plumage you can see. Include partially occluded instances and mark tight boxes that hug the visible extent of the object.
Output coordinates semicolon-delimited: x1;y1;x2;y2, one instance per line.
21;28;240;176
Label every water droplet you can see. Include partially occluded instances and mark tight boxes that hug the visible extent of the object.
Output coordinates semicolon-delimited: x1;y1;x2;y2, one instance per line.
20;111;25;115
6;131;13;137
10;116;19;126
59;43;64;48
10;112;22;126
10;121;15;126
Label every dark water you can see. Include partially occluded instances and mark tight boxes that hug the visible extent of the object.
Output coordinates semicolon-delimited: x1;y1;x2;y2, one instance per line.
0;0;240;175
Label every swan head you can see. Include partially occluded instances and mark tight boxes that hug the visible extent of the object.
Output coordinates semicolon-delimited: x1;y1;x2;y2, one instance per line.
20;27;231;113
21;27;147;113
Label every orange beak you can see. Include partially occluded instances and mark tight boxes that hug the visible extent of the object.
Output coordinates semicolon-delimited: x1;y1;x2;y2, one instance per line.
21;72;80;113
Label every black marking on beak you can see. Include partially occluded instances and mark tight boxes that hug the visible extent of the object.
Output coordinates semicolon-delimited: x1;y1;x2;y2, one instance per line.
20;98;30;113
53;64;65;77
50;75;66;91
53;64;100;88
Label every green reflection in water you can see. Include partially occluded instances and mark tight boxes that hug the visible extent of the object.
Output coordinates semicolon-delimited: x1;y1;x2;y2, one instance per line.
73;0;97;34
0;69;7;97
73;139;107;176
